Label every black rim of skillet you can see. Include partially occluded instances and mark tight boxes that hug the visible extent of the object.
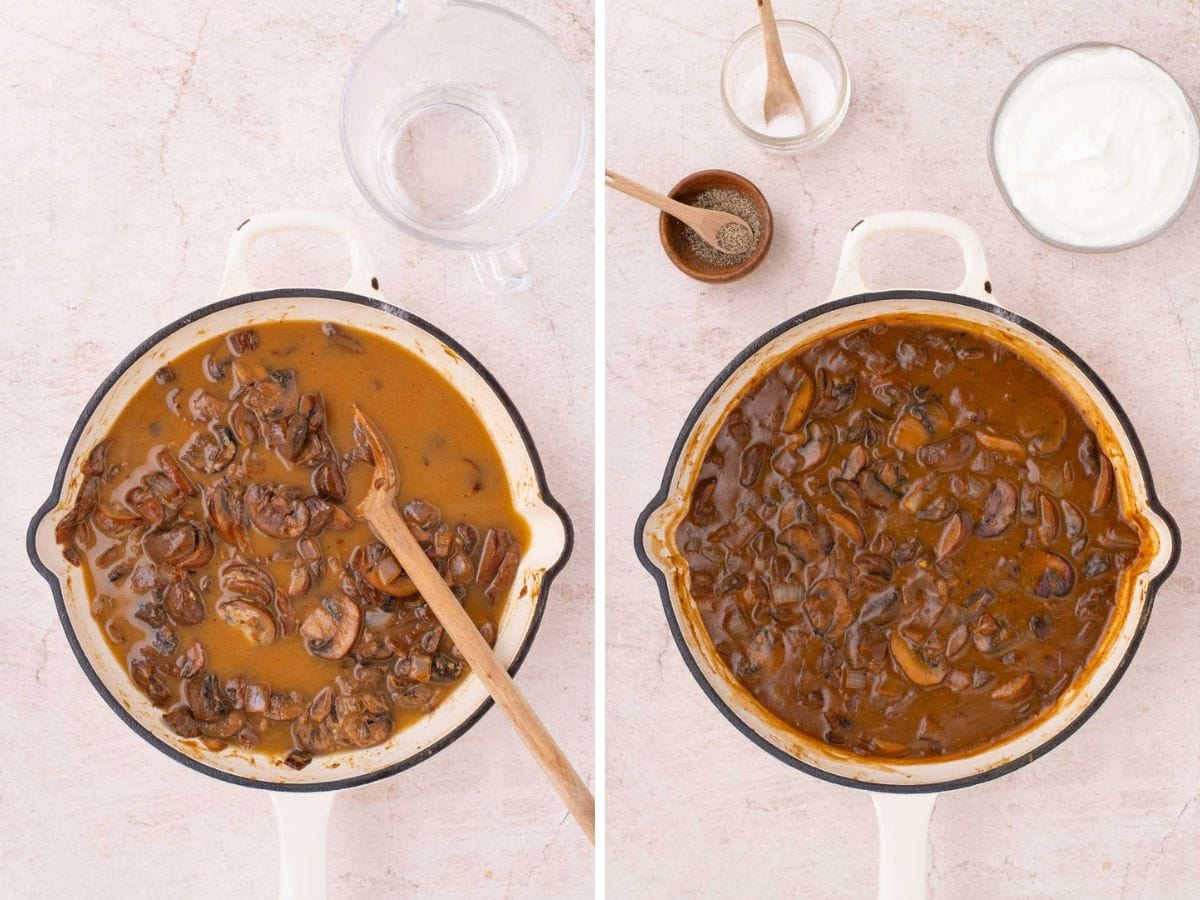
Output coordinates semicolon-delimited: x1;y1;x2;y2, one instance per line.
26;288;575;793
634;289;1181;795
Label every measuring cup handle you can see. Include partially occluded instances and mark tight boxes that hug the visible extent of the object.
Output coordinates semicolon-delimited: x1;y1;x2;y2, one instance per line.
829;212;992;302
469;243;531;295
272;791;336;900
219;210;381;299
872;792;937;900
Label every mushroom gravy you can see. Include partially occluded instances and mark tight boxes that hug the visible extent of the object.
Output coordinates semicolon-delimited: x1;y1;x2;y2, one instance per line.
674;320;1148;759
55;321;528;768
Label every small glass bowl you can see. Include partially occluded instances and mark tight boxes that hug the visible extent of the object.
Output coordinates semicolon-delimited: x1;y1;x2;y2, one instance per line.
720;20;850;153
989;42;1200;253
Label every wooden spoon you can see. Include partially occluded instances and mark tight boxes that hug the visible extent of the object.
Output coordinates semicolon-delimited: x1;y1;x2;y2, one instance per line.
756;0;807;129
352;407;595;845
606;169;752;254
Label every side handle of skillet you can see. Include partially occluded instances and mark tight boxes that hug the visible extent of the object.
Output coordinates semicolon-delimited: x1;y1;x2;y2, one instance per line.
873;793;937;900
220;209;384;300
831;211;992;302
273;792;337;900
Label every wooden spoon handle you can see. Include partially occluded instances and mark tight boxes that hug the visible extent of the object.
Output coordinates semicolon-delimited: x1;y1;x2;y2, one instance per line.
756;0;791;82
605;169;707;225
369;502;596;844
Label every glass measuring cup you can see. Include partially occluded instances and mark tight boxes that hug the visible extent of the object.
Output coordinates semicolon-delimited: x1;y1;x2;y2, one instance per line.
340;0;588;295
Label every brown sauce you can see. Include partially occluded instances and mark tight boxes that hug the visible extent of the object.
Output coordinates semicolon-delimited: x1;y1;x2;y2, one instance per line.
56;321;529;767
675;320;1147;758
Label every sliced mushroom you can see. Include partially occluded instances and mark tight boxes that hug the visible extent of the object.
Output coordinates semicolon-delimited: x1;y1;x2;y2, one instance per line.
221;561;275;606
484;545;520;604
811;371;857;417
917;431;976;471
1037;493;1060;543
164;706;202;738
778;523;834;564
792;421;834;474
976;479;1017;537
131;656;170;705
859;469;899;509
1033;551;1076;598
1078;431;1100;478
1091;455;1113;513
156;448;197;497
55;475;101;545
351;542;418;598
738;443;767;488
313;461;347;502
229;401;261;445
180;425;238;474
430;654;465;683
477;528;513;585
163;578;206;626
890;402;950;454
178;641;207;678
264;690;306;721
858;588;900;625
185;673;231;722
1061;499;1086;540
300;595;362;660
93;503;142;538
204;484;248;551
82;440;112;476
991;672;1035;702
889;633;946;686
826;509;865;546
226;328;259;356
782;372;815;433
915;495;956;523
144;523;213;570
217;598;277;645
243;369;299;421
189;389;229;423
245;482;310;539
804;578;853;638
975;430;1026;458
936;510;973;559
288;565;312;597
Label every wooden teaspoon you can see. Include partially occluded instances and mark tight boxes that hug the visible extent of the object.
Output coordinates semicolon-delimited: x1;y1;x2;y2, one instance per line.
756;0;807;129
605;169;752;254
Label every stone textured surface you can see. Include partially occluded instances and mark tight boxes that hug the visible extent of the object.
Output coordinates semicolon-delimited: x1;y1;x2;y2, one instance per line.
0;1;593;897
607;1;1199;897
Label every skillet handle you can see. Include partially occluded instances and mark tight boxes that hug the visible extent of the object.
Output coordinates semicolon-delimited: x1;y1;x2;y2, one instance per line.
829;212;991;302
219;210;382;299
272;791;336;900
872;792;937;900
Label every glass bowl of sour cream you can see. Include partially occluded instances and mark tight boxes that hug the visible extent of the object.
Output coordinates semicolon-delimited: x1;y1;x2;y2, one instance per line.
720;20;850;152
990;42;1200;252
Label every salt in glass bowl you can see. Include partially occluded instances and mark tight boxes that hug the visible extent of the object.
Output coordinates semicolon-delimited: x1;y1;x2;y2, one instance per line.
720;20;850;153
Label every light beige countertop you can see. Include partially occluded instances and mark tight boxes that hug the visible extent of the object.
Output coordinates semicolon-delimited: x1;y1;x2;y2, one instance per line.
0;1;593;896
606;1;1199;896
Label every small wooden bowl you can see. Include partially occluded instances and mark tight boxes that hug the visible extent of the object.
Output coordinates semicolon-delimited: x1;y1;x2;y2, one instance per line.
658;169;773;283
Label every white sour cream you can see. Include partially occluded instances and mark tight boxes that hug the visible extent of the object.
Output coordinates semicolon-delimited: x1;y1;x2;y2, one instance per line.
992;45;1199;248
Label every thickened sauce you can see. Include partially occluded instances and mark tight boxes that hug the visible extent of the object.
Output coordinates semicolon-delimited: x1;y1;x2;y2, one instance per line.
675;320;1147;758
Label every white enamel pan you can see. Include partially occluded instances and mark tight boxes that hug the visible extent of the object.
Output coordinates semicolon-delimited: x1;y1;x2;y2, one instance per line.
27;210;573;900
637;212;1179;900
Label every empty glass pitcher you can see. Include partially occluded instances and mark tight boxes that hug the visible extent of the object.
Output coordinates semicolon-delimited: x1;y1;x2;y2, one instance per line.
340;0;588;295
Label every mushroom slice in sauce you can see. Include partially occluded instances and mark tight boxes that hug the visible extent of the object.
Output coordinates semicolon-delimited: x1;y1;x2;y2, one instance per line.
300;595;362;660
244;483;310;539
217;598;278;645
